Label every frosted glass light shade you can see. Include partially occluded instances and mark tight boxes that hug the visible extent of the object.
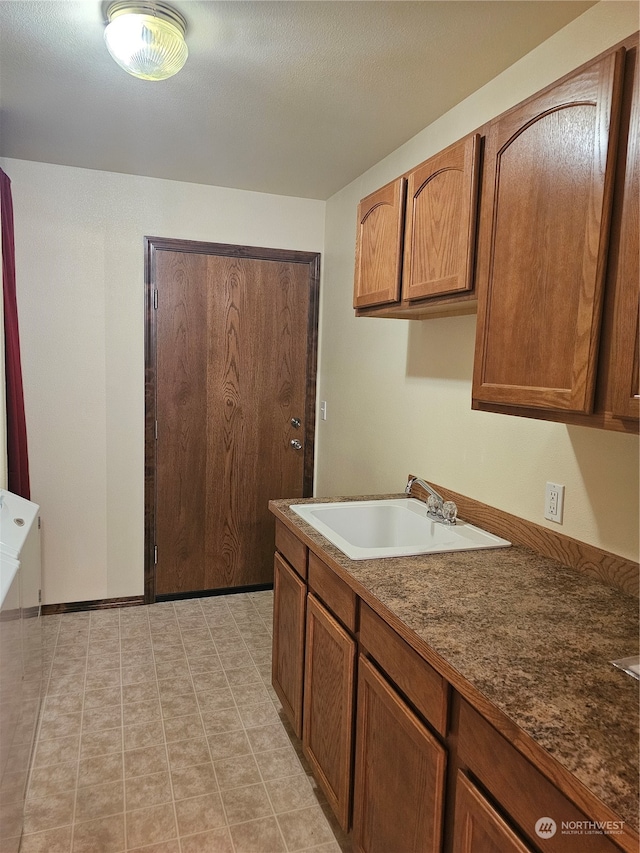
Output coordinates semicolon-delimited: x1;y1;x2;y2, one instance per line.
104;2;188;81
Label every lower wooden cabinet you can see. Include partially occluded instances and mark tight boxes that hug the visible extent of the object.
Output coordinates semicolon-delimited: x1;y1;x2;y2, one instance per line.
271;519;635;852
302;593;356;831
452;772;533;853
352;655;447;853
271;553;306;737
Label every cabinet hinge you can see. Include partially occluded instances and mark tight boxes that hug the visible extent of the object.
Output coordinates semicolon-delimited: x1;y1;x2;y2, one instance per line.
153;289;158;310
154;546;158;565
155;420;158;440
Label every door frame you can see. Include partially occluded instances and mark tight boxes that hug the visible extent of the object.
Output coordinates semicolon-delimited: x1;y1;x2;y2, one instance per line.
144;237;321;604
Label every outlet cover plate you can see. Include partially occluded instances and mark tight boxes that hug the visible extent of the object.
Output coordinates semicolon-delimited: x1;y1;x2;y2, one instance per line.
544;482;565;524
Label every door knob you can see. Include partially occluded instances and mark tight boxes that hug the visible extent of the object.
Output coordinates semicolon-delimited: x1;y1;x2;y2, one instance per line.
291;418;301;428
290;439;302;450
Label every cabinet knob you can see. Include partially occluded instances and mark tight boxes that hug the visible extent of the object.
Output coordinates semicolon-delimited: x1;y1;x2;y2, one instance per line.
291;418;301;428
290;439;302;450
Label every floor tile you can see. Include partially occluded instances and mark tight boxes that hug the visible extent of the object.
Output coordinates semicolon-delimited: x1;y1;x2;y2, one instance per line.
74;780;124;822
166;737;211;771
200;707;244;735
265;774;322;814
170;762;218;801
25;593;343;852
214;753;261;790
77;752;123;788
124;745;168;778
162;713;205;743
124;720;165;751
276;804;337;851
79;727;122;759
126;803;177;849
128;841;181;853
72;814;125;853
125;770;173;810
179;827;234;853
229;816;286;852
23;790;75;834
246;723;293;754
174;792;226;835
18;824;73;853
27;762;78;800
207;730;252;761
221;782;273;825
254;746;305;781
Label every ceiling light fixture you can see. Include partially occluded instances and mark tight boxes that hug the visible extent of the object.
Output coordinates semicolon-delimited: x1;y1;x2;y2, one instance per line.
104;1;188;81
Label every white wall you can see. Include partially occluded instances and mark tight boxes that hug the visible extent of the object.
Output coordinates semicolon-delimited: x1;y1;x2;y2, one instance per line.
1;159;325;604
316;1;640;562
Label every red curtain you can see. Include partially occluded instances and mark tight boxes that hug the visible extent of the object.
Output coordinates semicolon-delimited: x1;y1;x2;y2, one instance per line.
1;167;30;499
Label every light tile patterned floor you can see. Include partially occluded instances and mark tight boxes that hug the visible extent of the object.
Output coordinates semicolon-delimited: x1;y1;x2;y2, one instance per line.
20;591;351;853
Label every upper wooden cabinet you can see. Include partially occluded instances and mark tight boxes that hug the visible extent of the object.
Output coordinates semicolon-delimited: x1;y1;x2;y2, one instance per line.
353;133;481;318
403;134;481;302
608;41;639;421
354;178;406;309
472;48;625;414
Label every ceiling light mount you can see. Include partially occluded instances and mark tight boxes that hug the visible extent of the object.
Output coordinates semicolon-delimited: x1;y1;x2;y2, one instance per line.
104;1;188;81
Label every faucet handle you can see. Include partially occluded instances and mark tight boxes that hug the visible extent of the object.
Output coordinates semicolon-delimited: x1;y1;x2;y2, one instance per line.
442;501;458;524
427;494;443;515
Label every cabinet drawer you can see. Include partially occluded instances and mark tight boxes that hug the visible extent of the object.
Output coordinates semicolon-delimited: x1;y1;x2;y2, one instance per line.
359;602;448;736
308;552;357;633
458;699;622;853
275;520;308;580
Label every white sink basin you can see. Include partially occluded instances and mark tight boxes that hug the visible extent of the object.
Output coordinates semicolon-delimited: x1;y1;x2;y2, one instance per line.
290;498;511;560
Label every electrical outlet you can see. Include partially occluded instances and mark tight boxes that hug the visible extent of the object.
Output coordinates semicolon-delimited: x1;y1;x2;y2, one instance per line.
544;482;565;524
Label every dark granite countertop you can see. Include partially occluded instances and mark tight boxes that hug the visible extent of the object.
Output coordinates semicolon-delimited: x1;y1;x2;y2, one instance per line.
270;494;640;835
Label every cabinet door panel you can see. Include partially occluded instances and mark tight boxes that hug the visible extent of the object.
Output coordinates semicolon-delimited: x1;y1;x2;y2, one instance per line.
611;43;640;420
354;178;406;308
452;773;532;853
473;50;625;413
403;134;480;301
352;656;446;853
271;553;306;737
302;594;356;831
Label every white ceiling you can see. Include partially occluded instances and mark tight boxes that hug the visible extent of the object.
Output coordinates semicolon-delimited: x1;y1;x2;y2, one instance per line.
0;1;598;199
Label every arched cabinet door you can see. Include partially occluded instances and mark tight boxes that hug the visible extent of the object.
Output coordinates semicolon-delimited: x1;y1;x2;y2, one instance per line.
402;133;480;301
473;48;625;413
610;41;640;421
353;178;406;309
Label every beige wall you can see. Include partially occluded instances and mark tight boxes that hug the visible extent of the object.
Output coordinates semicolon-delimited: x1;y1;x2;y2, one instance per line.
316;1;640;562
1;158;325;603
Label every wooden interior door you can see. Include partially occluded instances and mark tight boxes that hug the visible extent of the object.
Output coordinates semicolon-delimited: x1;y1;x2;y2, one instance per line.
145;239;319;600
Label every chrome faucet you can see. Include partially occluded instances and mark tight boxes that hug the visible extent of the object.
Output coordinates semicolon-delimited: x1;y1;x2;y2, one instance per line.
405;476;457;525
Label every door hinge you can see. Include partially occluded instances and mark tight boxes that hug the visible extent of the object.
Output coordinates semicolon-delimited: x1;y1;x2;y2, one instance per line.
153;289;158;309
38;515;41;530
154;545;158;565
